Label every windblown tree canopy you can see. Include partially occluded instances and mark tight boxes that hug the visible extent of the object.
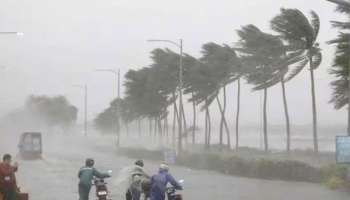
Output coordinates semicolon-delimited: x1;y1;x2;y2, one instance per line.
271;8;322;152
328;3;350;109
236;25;288;88
94;98;132;134
26;95;78;129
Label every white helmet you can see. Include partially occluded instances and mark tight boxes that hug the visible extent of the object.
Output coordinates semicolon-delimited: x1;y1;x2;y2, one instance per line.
159;163;169;172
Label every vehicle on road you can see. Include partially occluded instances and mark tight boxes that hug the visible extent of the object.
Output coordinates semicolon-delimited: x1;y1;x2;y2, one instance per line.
18;132;42;160
166;179;184;200
94;174;112;200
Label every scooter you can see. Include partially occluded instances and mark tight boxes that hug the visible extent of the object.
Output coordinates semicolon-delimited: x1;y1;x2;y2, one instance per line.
94;170;113;200
166;179;184;200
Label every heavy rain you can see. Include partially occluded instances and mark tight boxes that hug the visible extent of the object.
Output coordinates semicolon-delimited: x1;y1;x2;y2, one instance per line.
1;0;350;200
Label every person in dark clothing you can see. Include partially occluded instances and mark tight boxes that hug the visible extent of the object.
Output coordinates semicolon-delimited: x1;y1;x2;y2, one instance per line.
78;158;111;200
150;163;182;200
0;154;19;200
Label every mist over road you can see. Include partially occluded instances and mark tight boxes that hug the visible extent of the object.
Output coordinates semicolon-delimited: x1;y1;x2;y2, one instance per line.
4;135;348;200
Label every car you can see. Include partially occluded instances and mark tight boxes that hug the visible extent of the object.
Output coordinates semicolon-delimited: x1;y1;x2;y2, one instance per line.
18;132;42;160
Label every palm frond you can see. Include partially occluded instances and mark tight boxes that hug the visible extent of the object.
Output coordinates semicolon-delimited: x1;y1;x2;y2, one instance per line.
310;10;320;40
284;58;308;82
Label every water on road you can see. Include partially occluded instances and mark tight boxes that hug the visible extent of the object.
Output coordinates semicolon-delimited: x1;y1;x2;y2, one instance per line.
3;135;349;200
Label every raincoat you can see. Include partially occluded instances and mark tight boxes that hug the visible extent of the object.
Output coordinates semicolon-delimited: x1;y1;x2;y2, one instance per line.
78;167;110;200
126;165;150;200
150;169;182;200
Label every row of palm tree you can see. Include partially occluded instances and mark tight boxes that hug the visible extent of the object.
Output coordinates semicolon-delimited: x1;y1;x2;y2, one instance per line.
94;8;324;153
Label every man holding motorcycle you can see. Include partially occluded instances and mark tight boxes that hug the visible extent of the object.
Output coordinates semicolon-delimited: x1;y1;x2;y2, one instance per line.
78;158;111;200
150;163;182;200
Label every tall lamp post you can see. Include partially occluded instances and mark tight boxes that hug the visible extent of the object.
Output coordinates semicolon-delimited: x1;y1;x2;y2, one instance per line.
147;39;184;153
73;84;88;136
95;68;121;146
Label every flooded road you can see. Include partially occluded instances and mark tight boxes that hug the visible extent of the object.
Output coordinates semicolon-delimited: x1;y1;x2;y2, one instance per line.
6;135;349;200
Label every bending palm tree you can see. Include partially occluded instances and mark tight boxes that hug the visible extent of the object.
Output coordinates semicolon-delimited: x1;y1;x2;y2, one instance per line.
271;9;322;152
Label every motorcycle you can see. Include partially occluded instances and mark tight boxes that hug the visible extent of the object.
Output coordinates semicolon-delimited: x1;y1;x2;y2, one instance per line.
93;170;113;200
166;179;184;200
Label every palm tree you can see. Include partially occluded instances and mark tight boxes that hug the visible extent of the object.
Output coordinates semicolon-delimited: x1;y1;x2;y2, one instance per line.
199;43;240;149
237;25;288;152
327;2;350;135
271;9;322;152
326;0;350;7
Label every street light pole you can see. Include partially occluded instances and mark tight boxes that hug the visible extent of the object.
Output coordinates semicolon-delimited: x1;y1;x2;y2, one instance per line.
72;84;88;136
95;68;121;146
147;38;184;153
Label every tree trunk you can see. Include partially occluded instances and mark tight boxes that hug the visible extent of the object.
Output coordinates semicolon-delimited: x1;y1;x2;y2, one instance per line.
125;122;129;136
216;96;231;149
235;78;241;150
191;92;196;145
263;88;268;152
219;89;224;147
138;119;141;137
207;106;212;148
180;102;188;146
309;55;318;153
158;116;163;143
172;93;180;149
154;118;157;138
164;115;169;144
223;86;230;148
281;78;291;152
149;118;152;137
205;99;209;149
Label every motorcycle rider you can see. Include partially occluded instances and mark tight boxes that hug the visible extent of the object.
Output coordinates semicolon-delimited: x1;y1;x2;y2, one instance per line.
0;154;19;200
150;163;182;200
126;160;150;200
78;158;111;200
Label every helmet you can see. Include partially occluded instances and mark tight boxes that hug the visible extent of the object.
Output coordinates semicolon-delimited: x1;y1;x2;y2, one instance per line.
159;163;169;172
85;158;95;167
135;159;144;167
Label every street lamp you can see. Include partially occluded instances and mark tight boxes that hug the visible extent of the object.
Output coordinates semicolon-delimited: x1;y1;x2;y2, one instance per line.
95;68;121;146
95;69;120;98
147;38;184;153
0;32;24;36
72;84;88;136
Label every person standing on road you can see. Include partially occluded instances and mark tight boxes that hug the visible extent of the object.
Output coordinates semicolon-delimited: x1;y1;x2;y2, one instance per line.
150;163;182;200
0;154;19;200
78;158;111;200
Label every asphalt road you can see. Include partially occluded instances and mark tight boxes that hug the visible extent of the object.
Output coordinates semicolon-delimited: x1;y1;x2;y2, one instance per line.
4;135;349;200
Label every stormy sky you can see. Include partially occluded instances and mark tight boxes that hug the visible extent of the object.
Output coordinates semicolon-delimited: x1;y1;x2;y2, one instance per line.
0;0;346;128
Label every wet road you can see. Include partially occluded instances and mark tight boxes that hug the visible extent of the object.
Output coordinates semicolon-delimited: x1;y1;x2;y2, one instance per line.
6;135;350;200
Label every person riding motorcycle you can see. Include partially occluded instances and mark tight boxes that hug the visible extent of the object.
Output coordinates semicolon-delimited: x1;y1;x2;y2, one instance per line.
150;163;182;200
0;154;19;200
126;160;150;200
78;158;111;200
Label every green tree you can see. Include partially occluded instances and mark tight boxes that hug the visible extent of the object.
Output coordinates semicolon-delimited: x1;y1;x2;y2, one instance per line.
271;8;322;152
26;95;77;131
327;2;350;135
237;25;289;152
